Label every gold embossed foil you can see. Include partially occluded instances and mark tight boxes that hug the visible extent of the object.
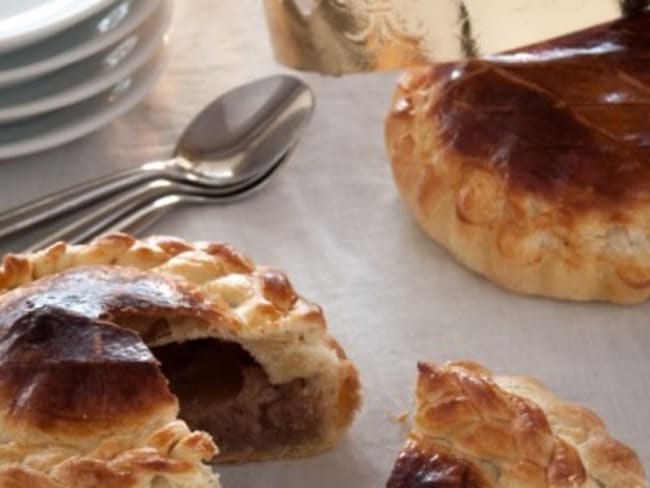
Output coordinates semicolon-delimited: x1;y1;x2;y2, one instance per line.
263;0;648;74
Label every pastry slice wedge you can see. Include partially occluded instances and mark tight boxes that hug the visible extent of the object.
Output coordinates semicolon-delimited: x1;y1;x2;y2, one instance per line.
0;233;361;476
387;361;646;487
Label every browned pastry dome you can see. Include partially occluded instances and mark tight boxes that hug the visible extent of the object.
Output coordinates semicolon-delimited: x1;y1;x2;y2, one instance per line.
386;11;650;303
387;361;647;487
0;234;361;486
0;307;176;441
0;303;219;487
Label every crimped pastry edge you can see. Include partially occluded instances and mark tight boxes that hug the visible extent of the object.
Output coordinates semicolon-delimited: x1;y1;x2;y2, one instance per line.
0;420;220;488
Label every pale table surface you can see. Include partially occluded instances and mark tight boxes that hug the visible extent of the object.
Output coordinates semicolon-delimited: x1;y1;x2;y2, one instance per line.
1;1;649;486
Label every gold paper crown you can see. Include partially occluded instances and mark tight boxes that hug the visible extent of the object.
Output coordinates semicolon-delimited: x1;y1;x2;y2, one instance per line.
263;0;648;74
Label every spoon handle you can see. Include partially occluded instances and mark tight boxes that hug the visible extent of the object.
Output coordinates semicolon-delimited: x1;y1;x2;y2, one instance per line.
101;195;182;237
23;179;177;253
0;162;169;241
95;144;297;239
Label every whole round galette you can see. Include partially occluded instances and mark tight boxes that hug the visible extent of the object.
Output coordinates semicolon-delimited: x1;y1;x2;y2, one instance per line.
386;11;650;304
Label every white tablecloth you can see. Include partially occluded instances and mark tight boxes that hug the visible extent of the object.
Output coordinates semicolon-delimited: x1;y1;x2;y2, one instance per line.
1;2;648;486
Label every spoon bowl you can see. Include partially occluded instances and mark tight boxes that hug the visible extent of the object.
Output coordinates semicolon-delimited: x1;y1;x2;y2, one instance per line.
173;75;313;185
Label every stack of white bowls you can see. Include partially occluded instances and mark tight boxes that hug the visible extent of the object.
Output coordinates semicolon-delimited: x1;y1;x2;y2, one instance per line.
0;0;172;159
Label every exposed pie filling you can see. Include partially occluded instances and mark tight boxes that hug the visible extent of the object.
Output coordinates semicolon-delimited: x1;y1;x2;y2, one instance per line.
152;339;322;458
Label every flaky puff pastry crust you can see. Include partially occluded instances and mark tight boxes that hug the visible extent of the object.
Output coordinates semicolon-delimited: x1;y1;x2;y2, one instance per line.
386;12;650;304
0;234;360;484
387;361;646;488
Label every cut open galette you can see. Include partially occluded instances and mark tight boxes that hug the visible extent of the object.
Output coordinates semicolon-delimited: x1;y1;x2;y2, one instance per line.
0;234;361;486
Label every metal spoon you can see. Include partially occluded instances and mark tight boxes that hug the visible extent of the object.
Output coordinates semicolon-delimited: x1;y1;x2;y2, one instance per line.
0;74;314;240
25;142;295;252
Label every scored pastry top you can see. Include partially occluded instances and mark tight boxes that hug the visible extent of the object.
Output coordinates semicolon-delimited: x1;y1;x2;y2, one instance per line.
388;361;646;487
0;307;178;447
392;11;650;209
0;265;227;337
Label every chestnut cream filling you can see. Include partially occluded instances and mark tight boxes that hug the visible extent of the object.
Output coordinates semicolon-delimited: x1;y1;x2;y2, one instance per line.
151;338;322;459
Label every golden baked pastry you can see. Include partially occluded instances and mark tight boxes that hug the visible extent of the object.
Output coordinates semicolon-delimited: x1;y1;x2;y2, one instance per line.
0;233;361;485
386;11;650;304
387;361;647;487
